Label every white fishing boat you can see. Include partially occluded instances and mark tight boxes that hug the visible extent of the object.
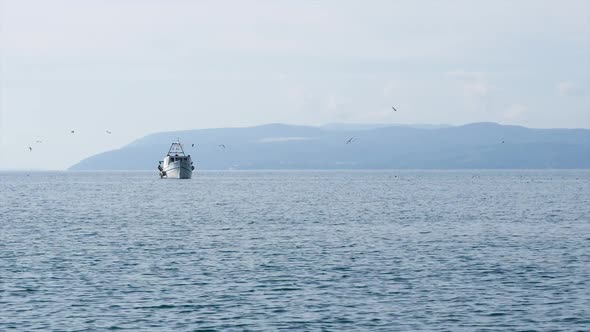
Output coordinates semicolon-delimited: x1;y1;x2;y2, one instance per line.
157;140;194;179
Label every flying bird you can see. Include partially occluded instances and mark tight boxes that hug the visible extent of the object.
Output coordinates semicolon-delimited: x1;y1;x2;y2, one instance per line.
346;137;355;144
28;146;32;152
106;131;112;134
35;140;43;143
71;130;75;134
191;144;195;147
219;144;226;149
502;140;505;143
392;106;398;112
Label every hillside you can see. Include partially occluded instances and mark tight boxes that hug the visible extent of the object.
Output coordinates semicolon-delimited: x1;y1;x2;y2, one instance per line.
69;123;590;170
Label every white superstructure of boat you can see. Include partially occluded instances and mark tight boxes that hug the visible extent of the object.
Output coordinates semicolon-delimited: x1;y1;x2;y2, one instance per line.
157;140;194;179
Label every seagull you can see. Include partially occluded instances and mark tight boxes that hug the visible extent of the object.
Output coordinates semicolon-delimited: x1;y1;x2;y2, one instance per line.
35;140;43;143
219;144;226;149
502;140;505;143
392;106;398;112
191;144;195;147
106;131;112;134
28;146;32;152
71;130;75;134
346;137;354;144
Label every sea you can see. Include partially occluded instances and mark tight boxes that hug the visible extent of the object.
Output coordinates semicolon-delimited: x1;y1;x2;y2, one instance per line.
1;170;589;331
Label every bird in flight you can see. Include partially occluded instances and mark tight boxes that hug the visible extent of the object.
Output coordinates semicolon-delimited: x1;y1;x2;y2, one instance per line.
191;144;195;147
346;137;355;144
71;130;75;134
392;106;398;112
219;144;226;149
106;131;112;134
35;140;43;143
28;146;32;152
502;140;505;144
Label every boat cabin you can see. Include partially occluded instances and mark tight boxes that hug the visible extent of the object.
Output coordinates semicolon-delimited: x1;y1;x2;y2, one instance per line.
168;156;190;162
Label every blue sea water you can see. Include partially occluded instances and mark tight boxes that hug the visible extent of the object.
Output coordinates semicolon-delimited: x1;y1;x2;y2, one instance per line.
1;170;589;331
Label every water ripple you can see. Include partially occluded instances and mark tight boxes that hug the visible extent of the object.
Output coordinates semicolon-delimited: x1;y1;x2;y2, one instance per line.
1;170;589;331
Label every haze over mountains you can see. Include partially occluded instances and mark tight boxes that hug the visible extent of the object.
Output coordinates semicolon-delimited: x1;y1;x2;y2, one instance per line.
69;123;590;170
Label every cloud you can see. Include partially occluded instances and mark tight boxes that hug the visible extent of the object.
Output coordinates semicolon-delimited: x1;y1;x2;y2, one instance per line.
381;81;399;97
557;81;585;97
447;70;496;99
351;108;398;122
258;137;317;143
502;103;529;123
323;94;353;112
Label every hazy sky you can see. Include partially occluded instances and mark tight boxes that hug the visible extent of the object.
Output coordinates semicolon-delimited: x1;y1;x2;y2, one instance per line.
1;0;589;170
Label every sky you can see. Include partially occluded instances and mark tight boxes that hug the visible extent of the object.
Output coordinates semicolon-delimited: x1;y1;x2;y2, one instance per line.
1;0;589;170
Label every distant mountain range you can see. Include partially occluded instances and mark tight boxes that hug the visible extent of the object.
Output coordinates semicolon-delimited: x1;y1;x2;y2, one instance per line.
69;123;590;170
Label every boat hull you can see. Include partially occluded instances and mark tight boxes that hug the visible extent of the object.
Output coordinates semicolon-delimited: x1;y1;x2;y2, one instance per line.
162;162;192;179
